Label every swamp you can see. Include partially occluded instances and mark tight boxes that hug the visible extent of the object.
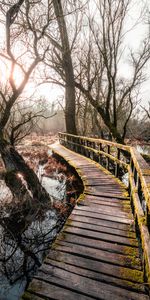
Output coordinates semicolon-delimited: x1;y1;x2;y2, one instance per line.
0;137;83;299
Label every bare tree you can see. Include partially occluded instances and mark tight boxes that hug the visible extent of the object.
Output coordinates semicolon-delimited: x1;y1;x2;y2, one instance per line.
52;0;77;134
75;0;150;143
0;0;53;202
42;0;86;135
4;98;56;146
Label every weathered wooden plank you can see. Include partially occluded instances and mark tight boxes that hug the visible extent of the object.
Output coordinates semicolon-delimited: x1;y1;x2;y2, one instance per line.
85;181;124;187
27;279;93;300
83;196;130;207
64;221;138;246
44;258;146;293
84;191;130;200
78;200;131;213
86;184;124;190
68;214;136;235
57;232;139;256
54;241;141;269
36;264;149;300
71;211;134;229
47;250;143;283
85;186;124;193
76;202;131;218
72;208;133;224
83;198;130;210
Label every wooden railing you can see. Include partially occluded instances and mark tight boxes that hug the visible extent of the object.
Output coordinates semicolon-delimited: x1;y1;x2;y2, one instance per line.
59;132;150;284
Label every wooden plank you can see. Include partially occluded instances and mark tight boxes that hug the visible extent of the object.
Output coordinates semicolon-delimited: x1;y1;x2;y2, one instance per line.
57;232;139;256
47;250;143;283
84;191;130;200
78;199;131;211
68;214;136;234
36;264;149;300
84;195;130;207
76;203;131;218
44;258;146;293
84;180;121;185
83;195;130;206
64;221;138;246
54;241;141;269
72;210;134;229
85;186;124;193
72;209;133;225
27;279;93;300
86;184;124;190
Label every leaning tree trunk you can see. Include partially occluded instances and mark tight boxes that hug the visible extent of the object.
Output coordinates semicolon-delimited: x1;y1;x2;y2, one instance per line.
0;138;51;204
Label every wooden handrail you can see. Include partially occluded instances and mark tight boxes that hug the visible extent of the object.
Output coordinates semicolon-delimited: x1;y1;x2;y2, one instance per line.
59;132;150;284
59;132;130;151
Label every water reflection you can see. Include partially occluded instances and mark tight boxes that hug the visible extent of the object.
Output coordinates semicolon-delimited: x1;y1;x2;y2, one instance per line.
0;165;68;300
38;164;66;202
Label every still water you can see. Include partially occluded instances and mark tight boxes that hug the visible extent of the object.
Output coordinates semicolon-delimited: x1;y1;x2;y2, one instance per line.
0;165;67;300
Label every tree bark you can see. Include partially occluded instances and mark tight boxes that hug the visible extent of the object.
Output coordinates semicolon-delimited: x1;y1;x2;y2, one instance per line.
0;137;51;204
97;108;124;144
53;0;77;135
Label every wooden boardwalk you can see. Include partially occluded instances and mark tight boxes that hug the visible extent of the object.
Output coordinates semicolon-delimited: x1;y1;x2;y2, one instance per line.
22;144;149;300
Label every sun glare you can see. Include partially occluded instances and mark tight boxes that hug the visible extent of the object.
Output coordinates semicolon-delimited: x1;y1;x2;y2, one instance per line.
0;59;37;97
0;60;24;86
0;57;63;102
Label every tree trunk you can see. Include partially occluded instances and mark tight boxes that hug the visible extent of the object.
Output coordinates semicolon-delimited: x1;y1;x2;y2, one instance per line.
0;137;51;204
53;0;77;135
97;110;124;143
65;64;77;134
99;115;124;144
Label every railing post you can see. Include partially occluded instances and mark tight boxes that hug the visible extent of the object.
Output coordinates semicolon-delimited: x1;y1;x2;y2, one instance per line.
115;148;120;177
99;143;103;165
92;142;95;160
87;141;91;158
106;145;110;170
146;208;150;232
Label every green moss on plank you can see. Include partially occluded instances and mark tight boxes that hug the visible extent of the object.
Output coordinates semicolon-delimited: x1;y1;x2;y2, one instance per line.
120;268;143;283
77;193;85;204
124;246;139;258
